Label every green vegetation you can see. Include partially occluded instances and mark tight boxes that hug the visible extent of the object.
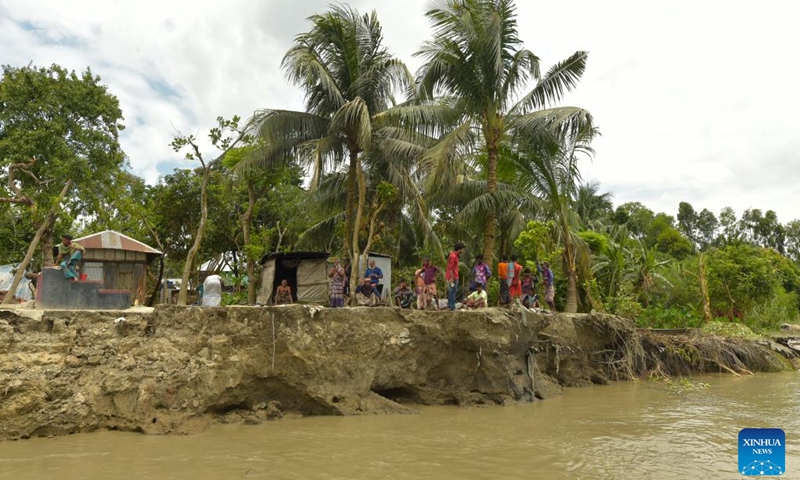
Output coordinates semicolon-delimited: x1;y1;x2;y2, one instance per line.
2;0;799;329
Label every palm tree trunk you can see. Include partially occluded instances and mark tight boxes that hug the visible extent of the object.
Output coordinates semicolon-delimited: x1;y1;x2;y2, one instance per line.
349;154;366;304
344;152;357;262
563;220;578;313
483;143;498;264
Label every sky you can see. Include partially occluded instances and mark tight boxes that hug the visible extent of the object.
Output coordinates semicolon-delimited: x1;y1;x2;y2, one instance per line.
2;0;799;222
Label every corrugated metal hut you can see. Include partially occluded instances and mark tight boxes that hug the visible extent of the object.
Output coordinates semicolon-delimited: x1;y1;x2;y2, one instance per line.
257;252;330;305
72;230;163;305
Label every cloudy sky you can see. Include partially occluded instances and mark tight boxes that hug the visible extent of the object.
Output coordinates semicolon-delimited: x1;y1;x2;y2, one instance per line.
2;0;799;222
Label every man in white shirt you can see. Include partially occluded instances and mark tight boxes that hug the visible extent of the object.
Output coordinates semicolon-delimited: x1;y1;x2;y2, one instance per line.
202;274;224;307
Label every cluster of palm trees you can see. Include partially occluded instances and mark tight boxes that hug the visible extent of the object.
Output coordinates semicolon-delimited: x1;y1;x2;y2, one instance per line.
240;0;594;310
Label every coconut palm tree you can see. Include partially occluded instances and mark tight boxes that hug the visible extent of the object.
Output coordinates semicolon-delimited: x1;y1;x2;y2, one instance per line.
243;5;436;296
573;180;614;228
510;129;596;313
415;0;593;264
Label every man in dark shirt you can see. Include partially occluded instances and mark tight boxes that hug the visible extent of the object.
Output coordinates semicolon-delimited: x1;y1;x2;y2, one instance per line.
355;277;381;307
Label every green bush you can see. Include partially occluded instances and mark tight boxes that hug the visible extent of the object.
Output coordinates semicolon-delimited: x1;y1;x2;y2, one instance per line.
635;305;703;329
605;293;644;320
744;289;799;333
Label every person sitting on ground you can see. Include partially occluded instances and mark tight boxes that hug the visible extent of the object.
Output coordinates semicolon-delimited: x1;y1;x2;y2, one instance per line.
471;254;492;291
393;278;414;309
275;279;293;305
55;234;85;282
356;277;381;307
465;283;487;309
521;268;540;309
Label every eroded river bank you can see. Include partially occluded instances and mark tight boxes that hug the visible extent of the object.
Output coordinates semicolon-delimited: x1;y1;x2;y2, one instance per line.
0;305;797;442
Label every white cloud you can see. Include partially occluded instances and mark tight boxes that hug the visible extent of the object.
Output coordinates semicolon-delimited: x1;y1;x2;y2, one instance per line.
3;0;800;222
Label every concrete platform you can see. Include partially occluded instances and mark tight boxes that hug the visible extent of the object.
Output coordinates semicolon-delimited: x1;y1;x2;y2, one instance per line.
36;268;130;310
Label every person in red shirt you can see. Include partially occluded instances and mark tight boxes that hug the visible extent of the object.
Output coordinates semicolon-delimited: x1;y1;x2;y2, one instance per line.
446;242;465;311
509;254;523;300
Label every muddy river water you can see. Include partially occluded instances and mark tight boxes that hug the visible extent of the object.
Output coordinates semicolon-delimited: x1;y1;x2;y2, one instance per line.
1;372;798;479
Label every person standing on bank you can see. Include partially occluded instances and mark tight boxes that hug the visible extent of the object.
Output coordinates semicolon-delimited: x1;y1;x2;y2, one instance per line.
328;258;346;308
497;255;510;306
471;254;492;291
446;242;465;311
202;273;224;307
55;235;85;282
365;259;384;295
538;261;556;312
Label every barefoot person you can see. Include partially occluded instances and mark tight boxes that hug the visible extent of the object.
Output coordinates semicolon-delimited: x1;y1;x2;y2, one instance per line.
497;256;510;306
446;243;465;311
328;258;346;308
465;283;487;309
538;261;556;312
393;278;414;309
275;279;293;305
521;268;539;309
471;254;492;291
356;277;381;307
509;254;523;301
420;257;442;310
55;235;85;282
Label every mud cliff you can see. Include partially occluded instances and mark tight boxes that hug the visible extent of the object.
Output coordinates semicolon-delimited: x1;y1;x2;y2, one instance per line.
0;305;795;440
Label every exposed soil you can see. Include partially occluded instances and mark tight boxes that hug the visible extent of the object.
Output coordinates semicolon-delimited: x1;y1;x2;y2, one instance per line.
0;305;796;440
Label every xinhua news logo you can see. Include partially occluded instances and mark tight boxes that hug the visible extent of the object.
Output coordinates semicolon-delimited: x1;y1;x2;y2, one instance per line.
739;428;785;476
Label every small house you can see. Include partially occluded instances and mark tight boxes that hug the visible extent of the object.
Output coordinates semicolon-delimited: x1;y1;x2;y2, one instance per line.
257;251;393;305
72;230;163;305
257;252;330;305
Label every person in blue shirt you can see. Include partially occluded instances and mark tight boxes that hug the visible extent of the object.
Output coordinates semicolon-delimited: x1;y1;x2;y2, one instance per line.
365;259;384;295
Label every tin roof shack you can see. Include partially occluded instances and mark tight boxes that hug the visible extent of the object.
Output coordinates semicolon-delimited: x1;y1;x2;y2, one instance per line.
72;230;163;305
257;252;330;305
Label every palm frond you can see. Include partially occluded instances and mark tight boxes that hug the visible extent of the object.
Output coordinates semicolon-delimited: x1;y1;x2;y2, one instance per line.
511;51;588;114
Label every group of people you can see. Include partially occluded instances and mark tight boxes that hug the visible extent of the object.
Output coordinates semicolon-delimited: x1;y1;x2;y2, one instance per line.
324;243;556;313
328;257;385;307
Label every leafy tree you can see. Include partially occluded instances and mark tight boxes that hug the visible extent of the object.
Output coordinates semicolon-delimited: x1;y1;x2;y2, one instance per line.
784;219;800;263
0;64;125;303
740;208;785;252
717;206;742;246
613;202;654;238
416;0;592;264
695;208;718;250
705;245;778;318
170;116;248;305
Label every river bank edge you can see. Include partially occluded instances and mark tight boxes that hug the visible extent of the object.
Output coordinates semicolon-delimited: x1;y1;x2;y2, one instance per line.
1;304;797;441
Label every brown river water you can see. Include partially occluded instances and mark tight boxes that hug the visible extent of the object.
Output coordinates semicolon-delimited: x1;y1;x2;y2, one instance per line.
1;372;798;479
